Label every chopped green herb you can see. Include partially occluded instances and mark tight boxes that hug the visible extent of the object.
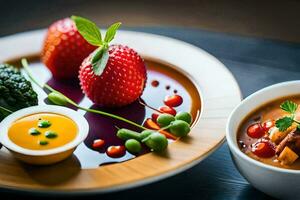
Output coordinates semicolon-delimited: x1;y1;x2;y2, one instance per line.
275;116;294;132
45;131;58;139
28;128;41;136
280;100;298;114
39;140;48;145
38;120;51;128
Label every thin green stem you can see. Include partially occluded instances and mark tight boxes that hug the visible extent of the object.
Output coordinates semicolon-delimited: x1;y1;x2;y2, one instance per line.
0;105;13;114
293;119;300;125
21;58;146;131
77;106;146;130
21;59;44;89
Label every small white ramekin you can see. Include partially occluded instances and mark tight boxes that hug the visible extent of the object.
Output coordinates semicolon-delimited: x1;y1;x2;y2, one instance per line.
226;80;300;199
0;105;89;165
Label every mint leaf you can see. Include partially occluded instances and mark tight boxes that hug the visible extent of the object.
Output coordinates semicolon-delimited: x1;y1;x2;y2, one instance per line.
104;22;121;43
275;116;294;132
92;48;109;76
71;15;102;46
280;100;298;114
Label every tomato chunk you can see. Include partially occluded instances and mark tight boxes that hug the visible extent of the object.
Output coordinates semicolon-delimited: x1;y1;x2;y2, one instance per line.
247;123;265;138
106;145;126;158
252;140;275;158
92;139;105;149
159;106;177;116
164;95;183;107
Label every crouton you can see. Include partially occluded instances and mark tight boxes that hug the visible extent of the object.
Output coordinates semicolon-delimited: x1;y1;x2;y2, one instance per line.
278;146;299;165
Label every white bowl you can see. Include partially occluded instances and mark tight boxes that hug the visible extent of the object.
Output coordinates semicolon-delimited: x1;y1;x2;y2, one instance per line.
226;80;300;199
0;105;89;165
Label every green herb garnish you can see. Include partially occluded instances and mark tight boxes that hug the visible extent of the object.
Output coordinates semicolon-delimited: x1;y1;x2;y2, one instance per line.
39;140;48;146
45;131;58;139
275;100;300;131
38;120;51;128
28;128;41;136
280;100;298;114
276;116;294;132
71;15;121;76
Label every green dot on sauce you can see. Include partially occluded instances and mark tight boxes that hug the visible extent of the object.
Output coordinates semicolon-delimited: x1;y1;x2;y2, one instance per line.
39;140;48;146
28;128;41;136
45;131;58;139
38;120;51;128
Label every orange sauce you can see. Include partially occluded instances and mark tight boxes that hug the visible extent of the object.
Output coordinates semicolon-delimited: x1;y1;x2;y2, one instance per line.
8;113;78;150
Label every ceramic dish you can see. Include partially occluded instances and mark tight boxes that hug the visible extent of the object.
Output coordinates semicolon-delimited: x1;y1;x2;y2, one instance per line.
227;80;300;199
0;30;241;194
0;105;89;165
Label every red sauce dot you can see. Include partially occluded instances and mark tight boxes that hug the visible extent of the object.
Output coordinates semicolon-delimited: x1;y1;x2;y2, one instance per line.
151;80;159;87
252;140;275;158
106;145;126;158
159;106;177;116
92;139;105;149
164;95;183;107
247;123;265;138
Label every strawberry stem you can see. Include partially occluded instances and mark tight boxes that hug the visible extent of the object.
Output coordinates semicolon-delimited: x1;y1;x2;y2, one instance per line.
21;58;146;131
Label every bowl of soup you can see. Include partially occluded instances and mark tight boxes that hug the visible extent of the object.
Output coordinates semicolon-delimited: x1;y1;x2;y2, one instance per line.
226;80;300;199
0;105;89;165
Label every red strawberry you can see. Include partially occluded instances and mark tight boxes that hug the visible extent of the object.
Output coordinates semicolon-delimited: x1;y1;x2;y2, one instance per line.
70;16;147;107
79;44;147;107
41;18;97;79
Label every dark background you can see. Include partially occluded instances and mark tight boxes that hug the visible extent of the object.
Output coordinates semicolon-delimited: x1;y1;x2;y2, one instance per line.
1;0;300;199
0;0;300;42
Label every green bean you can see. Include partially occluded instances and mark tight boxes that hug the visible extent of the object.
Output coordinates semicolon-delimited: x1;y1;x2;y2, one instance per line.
117;128;141;141
125;139;142;154
175;111;192;124
143;132;168;152
48;92;69;106
157;113;175;127
139;129;155;140
169;120;190;137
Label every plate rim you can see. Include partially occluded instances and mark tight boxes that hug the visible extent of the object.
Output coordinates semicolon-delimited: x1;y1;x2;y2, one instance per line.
0;29;242;195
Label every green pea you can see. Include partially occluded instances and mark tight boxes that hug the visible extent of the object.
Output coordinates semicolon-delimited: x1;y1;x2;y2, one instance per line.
45;131;58;139
143;132;168;152
157;113;175;127
48;92;68;106
175;111;192;124
28;128;41;136
38;120;51;128
125;139;142;154
39;140;48;145
140;129;155;140
169;120;190;137
117;128;141;141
